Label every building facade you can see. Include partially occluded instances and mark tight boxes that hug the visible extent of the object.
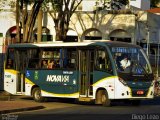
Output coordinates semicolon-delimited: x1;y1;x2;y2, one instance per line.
130;0;150;10
0;0;159;90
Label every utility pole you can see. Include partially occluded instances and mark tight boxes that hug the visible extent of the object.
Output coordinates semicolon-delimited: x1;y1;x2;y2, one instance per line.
146;24;150;57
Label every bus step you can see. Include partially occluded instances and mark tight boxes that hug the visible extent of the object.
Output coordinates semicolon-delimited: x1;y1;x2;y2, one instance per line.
16;92;25;95
78;97;92;102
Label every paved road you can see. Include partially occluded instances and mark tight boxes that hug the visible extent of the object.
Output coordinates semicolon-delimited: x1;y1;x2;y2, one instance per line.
3;97;160;120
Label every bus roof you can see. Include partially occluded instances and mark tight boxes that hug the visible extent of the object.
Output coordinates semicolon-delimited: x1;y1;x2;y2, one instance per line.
7;40;141;48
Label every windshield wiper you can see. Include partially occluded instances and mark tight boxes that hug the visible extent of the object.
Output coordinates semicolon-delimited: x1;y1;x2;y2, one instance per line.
137;63;149;77
131;60;149;77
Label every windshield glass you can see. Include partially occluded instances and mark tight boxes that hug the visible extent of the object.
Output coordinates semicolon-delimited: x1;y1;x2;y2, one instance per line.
111;47;152;74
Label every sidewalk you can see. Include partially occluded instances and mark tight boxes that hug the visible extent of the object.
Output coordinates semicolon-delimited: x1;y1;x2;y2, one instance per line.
0;91;45;114
0;100;45;114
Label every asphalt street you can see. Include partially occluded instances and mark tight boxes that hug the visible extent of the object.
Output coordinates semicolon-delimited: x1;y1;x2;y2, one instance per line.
6;97;160;120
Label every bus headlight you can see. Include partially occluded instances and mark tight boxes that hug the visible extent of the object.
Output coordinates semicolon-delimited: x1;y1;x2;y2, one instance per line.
119;77;128;86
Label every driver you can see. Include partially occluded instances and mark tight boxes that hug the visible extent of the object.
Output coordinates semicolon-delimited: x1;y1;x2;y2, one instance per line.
120;54;131;70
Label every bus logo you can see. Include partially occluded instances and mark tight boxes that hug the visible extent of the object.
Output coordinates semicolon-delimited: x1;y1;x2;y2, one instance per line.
34;71;39;80
46;75;69;83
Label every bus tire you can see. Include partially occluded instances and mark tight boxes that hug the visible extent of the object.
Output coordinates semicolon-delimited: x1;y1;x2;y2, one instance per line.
96;90;111;107
101;90;111;107
32;87;44;102
96;90;103;104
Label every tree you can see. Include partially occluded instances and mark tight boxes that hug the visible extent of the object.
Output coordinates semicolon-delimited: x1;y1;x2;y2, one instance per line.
16;0;44;43
96;0;129;10
44;0;82;41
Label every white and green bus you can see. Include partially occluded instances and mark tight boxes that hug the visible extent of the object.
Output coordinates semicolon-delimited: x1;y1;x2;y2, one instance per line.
4;41;154;106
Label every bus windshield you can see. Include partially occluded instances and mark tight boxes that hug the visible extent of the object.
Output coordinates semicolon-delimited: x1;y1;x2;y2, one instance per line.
111;47;152;75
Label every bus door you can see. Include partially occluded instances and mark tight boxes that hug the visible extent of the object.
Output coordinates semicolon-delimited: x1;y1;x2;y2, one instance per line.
79;49;94;99
4;48;17;94
15;50;26;94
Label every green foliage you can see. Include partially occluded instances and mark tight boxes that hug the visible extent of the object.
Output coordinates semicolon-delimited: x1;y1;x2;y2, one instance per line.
96;0;129;10
43;0;82;41
43;0;62;12
116;0;129;5
50;0;62;12
111;0;129;10
0;0;15;10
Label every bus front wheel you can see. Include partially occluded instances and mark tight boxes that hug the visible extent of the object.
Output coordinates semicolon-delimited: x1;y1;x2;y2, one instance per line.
101;90;111;107
32;87;44;102
96;90;111;107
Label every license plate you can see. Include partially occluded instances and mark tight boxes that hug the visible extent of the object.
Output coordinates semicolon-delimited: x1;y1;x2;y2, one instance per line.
137;90;144;95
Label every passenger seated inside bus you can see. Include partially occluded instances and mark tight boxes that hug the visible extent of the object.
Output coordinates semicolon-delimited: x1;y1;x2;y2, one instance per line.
98;57;105;69
55;59;60;68
98;51;106;69
48;60;55;69
6;59;13;69
41;60;48;68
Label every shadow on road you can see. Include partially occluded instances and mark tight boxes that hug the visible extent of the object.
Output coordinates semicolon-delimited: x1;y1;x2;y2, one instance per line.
17;95;160;106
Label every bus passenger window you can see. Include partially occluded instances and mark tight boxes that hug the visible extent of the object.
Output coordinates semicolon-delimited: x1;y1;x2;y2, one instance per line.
6;48;15;69
6;59;13;69
96;49;112;72
55;59;60;68
42;51;54;58
42;51;46;58
97;50;106;69
41;60;48;69
63;48;76;69
28;59;39;69
48;60;55;69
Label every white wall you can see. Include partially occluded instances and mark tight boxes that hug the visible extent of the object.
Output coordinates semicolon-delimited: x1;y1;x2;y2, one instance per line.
0;12;16;37
0;37;3;53
82;0;96;11
130;0;141;8
130;0;150;10
141;0;150;10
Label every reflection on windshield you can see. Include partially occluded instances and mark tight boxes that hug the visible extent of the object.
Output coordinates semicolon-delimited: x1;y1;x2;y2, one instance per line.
111;47;152;74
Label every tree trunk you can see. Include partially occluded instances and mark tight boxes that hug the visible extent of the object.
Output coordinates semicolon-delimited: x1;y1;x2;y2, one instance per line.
37;8;43;43
54;17;68;41
16;0;20;43
23;2;43;43
22;3;27;43
55;27;67;41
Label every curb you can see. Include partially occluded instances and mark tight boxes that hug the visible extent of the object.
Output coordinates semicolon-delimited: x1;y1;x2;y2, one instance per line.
0;106;45;114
